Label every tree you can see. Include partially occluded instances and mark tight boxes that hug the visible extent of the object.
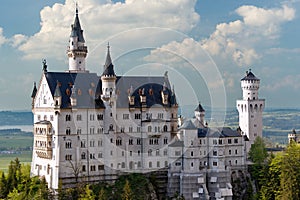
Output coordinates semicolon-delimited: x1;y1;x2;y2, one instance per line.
121;180;133;200
79;184;95;200
278;142;300;200
98;188;106;200
0;171;8;198
249;136;268;164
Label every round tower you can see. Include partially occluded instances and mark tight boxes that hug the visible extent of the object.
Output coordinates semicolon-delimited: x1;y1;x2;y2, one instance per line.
67;5;88;72
236;69;265;153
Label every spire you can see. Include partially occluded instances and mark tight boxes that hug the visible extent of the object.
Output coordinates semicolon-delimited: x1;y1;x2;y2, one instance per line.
31;82;37;98
70;3;85;43
54;81;62;97
195;102;205;112
102;43;116;76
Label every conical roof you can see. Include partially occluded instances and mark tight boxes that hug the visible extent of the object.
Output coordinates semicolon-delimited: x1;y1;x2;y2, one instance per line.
241;70;259;81
102;44;116;76
70;6;85;43
195;103;205;112
31;82;37;98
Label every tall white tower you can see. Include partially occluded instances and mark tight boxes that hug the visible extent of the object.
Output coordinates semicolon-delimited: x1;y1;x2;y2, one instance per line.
236;70;265;153
67;5;88;72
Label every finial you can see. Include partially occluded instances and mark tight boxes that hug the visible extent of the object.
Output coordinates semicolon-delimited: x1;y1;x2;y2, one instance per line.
249;68;252;72
107;42;110;50
42;59;47;73
34;81;36;87
76;2;78;15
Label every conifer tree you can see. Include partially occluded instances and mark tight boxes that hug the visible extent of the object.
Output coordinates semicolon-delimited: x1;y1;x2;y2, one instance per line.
122;180;133;200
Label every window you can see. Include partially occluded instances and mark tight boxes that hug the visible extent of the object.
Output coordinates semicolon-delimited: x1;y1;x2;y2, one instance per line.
123;114;129;120
81;140;86;148
213;139;217;145
135;113;141;119
65;141;72;149
235;160;238;165
130;151;132;156
90;165;96;171
66;128;71;135
138;150;141;156
116;137;122;146
149;162;152;168
191;151;194;157
137;126;141;132
98;152;102;158
97;114;103;120
98;140;103;147
165;161;168;167
122;151;125;157
175;151;181;156
138;161;141;168
81;152;86;159
213;150;217;156
148;149;152;156
163;125;168;132
146;113;152;120
90;114;95;121
90;140;95;147
157;161;160;168
191;162;194;167
148;126;152;132
65;155;72;160
157;113;163;119
156;149;160;156
122;162;125;168
90;127;95;134
82;165;86;172
38;115;41;121
90;153;95;159
234;138;238;143
76;114;82;121
120;127;125;133
228;139;232;144
235;149;238;154
129;138;133;145
229;150;232;155
219;139;223;145
44;115;47;120
77;128;82;134
175;162;181;166
199;139;202;145
109;124;113;131
129;126;133;133
50;115;54;121
98;165;104;170
164;149;168;156
97;127;103;134
137;138;141;145
163;137;168;144
66;114;71;121
213;161;218;166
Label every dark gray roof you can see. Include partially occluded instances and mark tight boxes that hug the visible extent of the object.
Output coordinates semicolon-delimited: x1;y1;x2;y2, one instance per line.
180;120;196;129
102;45;116;76
70;8;85;43
31;82;37;98
197;127;242;138
35;120;52;125
168;140;183;147
241;71;260;81
44;72;176;109
195;103;205;112
116;76;176;108
45;72;104;109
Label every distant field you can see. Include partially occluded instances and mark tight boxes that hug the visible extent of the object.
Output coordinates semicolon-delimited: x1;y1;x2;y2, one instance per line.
0;151;32;173
0;134;33;150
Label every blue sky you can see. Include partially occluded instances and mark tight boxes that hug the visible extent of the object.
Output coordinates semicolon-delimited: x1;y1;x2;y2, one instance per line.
0;0;299;110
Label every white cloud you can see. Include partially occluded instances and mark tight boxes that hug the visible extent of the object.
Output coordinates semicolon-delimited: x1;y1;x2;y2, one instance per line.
9;34;28;48
0;27;7;46
202;4;295;66
15;0;199;61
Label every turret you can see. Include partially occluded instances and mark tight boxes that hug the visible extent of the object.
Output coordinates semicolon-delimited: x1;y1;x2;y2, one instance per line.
67;4;88;72
194;103;205;125
101;44;116;101
241;69;260;100
54;81;62;108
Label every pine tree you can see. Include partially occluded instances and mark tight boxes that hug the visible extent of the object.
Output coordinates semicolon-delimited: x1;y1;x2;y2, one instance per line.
122;180;133;200
0;171;8;198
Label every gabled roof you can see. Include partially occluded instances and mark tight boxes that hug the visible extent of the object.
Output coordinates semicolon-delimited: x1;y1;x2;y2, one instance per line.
195;103;205;112
168;140;184;147
241;70;260;81
180;120;196;129
70;7;85;43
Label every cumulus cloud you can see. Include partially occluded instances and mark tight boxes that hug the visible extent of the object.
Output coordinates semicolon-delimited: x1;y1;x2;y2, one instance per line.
14;0;199;60
202;4;295;66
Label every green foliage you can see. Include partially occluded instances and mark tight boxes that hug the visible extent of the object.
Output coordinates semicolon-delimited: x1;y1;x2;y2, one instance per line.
122;180;133;200
249;136;268;165
79;184;95;200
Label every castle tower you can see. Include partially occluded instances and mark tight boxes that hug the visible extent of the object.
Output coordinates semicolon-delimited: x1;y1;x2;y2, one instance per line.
194;103;205;125
236;70;265;153
67;5;88;72
101;44;117;133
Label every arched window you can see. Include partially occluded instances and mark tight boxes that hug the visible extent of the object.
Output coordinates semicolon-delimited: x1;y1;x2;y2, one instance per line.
148;149;152;156
66;114;71;121
148;126;152;132
149;161;152;168
65;140;72;149
164;137;168;144
129;161;134;170
116;137;122;146
163;125;168;132
66;128;71;135
109;124;113;131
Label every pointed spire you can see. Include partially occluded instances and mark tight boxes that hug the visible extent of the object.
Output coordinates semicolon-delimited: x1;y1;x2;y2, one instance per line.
102;43;116;76
31;82;37;98
54;81;62;97
195;102;205;112
70;3;85;43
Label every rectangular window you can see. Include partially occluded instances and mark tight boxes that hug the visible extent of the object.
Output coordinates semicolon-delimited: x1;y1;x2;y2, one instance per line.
98;165;104;170
77;128;81;134
90;114;95;121
137;138;141;145
129;127;133;133
137;126;141;133
213;150;217;156
135;113;141;119
213;161;218;166
123;114;129;120
76;114;82;121
82;165;86;172
146;113;152;120
157;113;164;119
219;139;223;145
97;114;103;120
90;165;96;171
234;138;238;143
213;139;217;145
129;138;133;145
228;139;232;144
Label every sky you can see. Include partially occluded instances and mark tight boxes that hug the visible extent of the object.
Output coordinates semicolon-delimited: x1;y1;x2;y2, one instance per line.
0;0;299;111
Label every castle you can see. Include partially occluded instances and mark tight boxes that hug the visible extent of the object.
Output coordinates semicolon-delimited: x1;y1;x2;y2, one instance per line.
30;7;264;200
